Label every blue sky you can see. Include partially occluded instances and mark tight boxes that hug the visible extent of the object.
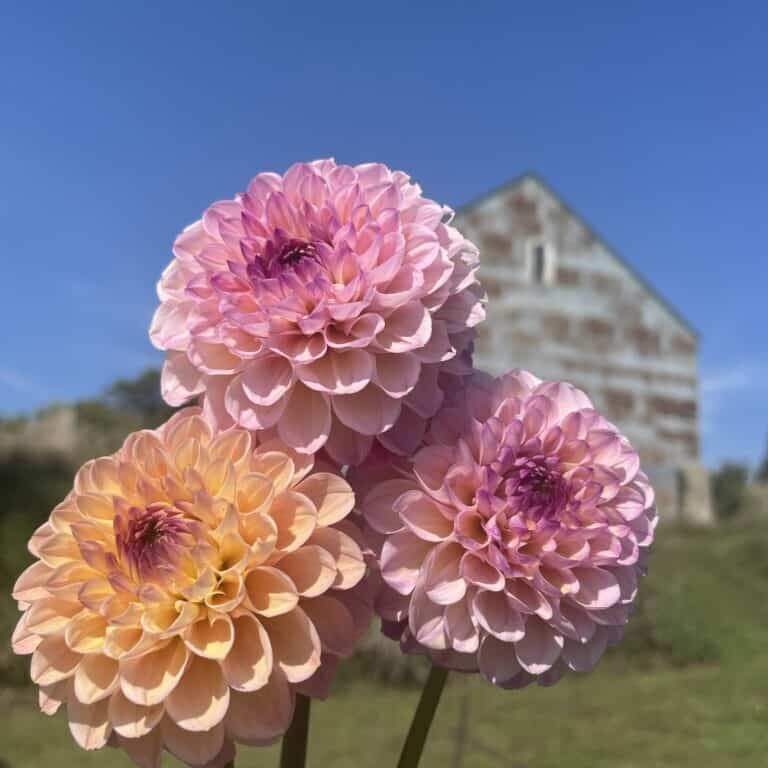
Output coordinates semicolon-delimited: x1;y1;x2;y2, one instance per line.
1;2;766;468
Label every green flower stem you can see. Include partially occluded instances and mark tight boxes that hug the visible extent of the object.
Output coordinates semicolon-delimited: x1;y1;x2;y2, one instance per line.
280;693;311;768
397;665;449;768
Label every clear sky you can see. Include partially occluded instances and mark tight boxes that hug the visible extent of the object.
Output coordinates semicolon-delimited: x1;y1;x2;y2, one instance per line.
1;1;766;468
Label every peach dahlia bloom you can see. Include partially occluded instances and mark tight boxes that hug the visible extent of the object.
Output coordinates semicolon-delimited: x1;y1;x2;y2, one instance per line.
360;370;657;688
11;409;369;767
150;159;485;465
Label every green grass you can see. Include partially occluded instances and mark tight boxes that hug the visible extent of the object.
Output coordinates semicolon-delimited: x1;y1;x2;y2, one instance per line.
2;520;768;767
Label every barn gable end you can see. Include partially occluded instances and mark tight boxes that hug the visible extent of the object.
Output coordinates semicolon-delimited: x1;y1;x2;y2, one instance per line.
454;173;712;524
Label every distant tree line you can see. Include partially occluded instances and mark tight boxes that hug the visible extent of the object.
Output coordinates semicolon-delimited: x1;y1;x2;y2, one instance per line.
711;436;768;521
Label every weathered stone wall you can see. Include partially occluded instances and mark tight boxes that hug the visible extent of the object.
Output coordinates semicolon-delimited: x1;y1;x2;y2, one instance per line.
454;175;713;524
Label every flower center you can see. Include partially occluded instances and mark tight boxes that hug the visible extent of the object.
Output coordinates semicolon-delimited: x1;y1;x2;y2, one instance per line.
115;503;195;580
276;238;319;268
503;457;568;526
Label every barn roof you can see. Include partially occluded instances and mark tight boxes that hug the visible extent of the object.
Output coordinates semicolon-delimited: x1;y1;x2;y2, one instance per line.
456;171;699;338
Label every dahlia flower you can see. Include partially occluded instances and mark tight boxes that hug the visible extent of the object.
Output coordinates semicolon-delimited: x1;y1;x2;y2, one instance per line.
360;370;657;688
11;408;369;767
150;159;485;465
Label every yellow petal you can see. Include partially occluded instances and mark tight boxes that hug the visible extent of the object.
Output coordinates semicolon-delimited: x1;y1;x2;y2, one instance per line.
255;438;314;483
271;491;317;553
28;521;55;557
37;533;81;567
119;638;189;706
49;498;83;532
12;561;53;602
30;635;80;686
143;600;202;637
165;411;213;454
65;610;107;654
77;578;115;611
203;459;237;501
208;428;252;466
75;457;122;495
185;615;234;660
222;614;273;692
205;571;244;613
39;680;68;714
239;512;278;563
174;438;201;473
165;655;229;732
74;654;119;704
244;567;298;617
108;689;164;738
129;432;169;478
75;493;116;522
102;627;151;660
25;597;81;635
250;450;295;493
276;545;337;598
179;567;217;602
308;527;366;589
11;614;41;654
236;472;274;515
217;531;249;572
295;472;355;526
225;669;294;744
46;561;101;598
67;694;112;750
261;607;321;683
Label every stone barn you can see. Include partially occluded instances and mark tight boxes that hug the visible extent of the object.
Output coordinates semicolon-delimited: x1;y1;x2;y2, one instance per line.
454;173;713;524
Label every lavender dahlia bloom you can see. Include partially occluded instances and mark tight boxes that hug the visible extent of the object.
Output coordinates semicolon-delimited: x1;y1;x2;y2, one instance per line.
150;159;485;466
360;370;657;688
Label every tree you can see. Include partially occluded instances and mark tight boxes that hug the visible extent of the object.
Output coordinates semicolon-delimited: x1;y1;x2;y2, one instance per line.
711;462;749;520
756;435;768;484
103;367;176;427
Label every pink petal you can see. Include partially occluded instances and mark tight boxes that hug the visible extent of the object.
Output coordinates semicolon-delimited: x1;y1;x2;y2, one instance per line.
571;567;621;610
161;352;204;406
380;531;433;595
296;350;374;395
423;542;466;605
225;376;288;430
241;355;294;406
332;385;401;436
276;383;331;454
373;353;421;398
395;491;453;542
473;590;524;641
515;616;564;674
362;479;417;535
460;552;504;591
445;599;479;653
323;419;374;466
478;635;522;686
375;303;432;353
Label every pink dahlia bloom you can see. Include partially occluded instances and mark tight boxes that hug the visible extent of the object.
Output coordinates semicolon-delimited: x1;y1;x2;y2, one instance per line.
12;408;370;767
359;370;657;688
150;159;485;465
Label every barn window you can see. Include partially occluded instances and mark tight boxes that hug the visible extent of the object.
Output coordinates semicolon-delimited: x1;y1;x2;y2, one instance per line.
527;239;556;285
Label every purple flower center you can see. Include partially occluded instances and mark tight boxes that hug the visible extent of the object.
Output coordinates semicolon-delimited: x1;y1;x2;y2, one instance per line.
503;456;568;526
245;232;327;284
115;503;195;580
275;238;320;269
